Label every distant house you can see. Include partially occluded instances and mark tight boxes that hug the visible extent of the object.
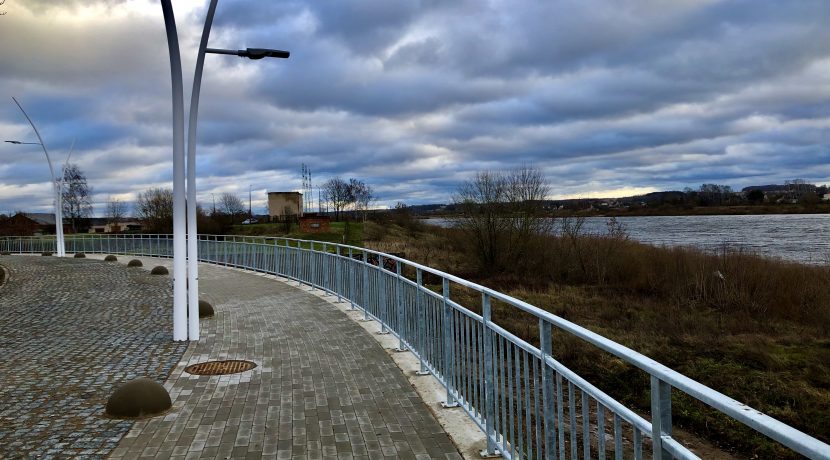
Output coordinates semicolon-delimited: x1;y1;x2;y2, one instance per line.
823;193;830;201
299;215;330;233
0;212;70;236
88;221;143;233
268;192;303;220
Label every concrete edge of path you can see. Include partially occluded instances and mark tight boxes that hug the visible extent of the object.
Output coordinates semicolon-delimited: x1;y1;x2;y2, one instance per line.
81;253;491;459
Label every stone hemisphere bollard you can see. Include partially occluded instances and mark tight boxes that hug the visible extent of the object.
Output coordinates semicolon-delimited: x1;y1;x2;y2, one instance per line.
150;266;169;275
104;255;118;262
127;259;143;268
41;252;52;256
74;253;86;258
0;251;11;255
105;378;172;418
199;300;214;318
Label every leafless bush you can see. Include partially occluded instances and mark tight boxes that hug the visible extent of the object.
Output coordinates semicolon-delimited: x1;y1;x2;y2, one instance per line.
452;166;550;274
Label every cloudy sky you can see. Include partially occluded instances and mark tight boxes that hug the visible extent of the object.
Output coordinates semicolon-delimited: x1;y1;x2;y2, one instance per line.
1;0;830;215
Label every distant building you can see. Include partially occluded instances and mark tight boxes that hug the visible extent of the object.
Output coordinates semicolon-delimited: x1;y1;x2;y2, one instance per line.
299;215;330;233
88;221;143;233
0;213;70;236
268;192;303;220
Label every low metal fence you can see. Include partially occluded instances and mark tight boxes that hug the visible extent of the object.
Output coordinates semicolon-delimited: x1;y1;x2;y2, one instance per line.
1;234;828;459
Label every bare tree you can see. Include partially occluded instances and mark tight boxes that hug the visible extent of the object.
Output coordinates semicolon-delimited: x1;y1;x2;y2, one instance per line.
349;179;374;222
61;163;93;233
105;196;128;224
453;171;510;272
452;167;550;273
136;188;173;233
323;177;353;221
219;192;245;223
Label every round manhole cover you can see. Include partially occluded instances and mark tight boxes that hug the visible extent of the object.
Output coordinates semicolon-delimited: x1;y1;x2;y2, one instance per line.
184;360;257;376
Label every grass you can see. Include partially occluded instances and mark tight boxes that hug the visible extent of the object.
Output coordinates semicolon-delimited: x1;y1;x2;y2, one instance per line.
229;221;364;247
366;220;830;458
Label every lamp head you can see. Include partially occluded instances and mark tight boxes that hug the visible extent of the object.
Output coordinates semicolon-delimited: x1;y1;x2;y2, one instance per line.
240;48;290;60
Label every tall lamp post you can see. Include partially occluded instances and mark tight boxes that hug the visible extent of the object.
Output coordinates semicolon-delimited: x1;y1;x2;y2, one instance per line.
161;0;289;341
6;97;74;257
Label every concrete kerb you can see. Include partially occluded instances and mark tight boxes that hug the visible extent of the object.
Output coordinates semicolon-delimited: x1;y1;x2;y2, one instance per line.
83;254;489;459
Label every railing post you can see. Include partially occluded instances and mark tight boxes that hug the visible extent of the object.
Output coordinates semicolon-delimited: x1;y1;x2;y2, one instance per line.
540;318;557;459
481;293;499;456
348;248;355;309
378;255;389;334
441;278;459;408
311;242;317;290
322;243;329;294
394;261;406;351
650;376;672;460
362;250;370;321
415;269;429;375
335;245;342;302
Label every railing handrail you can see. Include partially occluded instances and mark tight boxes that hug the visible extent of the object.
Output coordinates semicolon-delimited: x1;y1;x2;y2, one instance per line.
1;233;828;459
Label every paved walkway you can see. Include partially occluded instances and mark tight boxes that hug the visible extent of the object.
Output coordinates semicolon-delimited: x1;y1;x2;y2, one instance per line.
0;255;187;458
107;257;460;460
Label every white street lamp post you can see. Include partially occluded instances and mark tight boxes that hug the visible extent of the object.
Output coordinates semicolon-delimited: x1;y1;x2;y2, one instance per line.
162;0;289;341
160;0;188;342
7;97;73;257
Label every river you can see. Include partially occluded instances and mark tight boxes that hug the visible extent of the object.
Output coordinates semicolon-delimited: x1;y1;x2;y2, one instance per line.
425;214;830;265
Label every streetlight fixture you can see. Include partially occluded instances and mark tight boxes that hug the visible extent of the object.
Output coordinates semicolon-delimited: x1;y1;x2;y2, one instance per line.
205;47;290;59
7;98;74;257
161;0;289;341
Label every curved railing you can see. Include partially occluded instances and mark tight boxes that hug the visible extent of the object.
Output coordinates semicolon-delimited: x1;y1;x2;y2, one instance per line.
2;234;828;460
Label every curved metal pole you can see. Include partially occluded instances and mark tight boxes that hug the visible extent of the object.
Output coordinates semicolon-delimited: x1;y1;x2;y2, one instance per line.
185;0;219;342
11;97;65;257
161;0;188;342
56;139;75;256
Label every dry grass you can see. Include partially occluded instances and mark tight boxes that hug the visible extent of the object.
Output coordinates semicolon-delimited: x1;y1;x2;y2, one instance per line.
368;222;830;458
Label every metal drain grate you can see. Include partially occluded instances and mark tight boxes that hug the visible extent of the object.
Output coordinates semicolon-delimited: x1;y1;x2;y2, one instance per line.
184;360;257;376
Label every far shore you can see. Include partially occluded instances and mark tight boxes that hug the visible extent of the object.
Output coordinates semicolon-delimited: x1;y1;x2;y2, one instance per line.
419;204;830;219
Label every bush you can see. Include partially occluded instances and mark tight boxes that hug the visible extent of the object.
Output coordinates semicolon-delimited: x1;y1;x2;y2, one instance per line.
150;266;168;275
127;259;143;267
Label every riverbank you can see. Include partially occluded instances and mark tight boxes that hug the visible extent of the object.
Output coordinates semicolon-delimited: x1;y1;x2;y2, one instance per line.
364;220;830;458
571;203;830;217
418;203;830;218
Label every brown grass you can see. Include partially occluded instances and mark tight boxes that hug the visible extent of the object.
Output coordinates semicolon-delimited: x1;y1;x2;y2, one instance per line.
366;222;830;458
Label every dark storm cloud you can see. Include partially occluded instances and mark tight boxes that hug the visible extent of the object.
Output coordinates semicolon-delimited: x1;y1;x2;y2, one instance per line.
1;0;830;215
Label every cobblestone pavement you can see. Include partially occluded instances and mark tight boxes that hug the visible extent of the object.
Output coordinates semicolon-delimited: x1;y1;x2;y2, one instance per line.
0;255;187;459
112;258;461;460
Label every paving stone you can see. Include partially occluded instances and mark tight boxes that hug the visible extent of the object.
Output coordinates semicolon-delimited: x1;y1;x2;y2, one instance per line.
0;256;461;459
0;256;187;459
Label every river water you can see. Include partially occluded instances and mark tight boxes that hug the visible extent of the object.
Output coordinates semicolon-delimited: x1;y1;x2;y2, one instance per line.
425;214;830;265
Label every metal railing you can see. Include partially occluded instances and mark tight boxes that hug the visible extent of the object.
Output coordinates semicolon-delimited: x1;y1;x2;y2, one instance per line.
2;234;828;460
